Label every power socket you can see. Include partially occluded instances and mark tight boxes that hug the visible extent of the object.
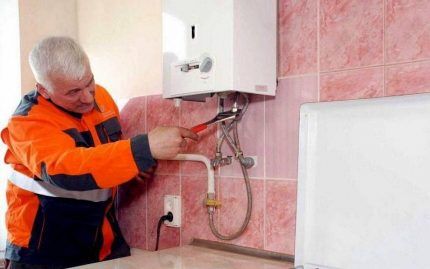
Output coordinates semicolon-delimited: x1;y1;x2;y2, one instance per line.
164;195;181;227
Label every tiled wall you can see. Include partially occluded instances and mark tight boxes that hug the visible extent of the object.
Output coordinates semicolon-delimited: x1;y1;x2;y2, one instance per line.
118;0;430;256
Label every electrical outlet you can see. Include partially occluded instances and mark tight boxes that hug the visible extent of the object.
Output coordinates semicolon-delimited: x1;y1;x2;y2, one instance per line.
164;195;181;227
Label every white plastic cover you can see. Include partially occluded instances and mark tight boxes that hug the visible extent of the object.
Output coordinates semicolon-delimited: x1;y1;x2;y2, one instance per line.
295;93;430;269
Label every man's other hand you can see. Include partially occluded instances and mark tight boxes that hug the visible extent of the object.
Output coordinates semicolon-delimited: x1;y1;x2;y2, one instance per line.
148;126;199;159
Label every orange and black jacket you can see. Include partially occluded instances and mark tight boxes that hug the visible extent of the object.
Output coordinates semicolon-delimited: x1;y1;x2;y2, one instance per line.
1;85;155;267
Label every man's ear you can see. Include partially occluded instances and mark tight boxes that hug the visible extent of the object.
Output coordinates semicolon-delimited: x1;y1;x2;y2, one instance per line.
36;83;50;99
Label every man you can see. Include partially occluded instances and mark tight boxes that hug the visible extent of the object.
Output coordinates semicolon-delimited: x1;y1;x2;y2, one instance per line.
1;36;198;269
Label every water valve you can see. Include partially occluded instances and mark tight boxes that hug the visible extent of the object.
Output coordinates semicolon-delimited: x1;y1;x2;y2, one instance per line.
239;156;255;169
180;63;199;72
199;57;213;73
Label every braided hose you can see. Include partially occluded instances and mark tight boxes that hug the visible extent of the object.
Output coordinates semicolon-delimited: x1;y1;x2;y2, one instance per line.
208;93;253;240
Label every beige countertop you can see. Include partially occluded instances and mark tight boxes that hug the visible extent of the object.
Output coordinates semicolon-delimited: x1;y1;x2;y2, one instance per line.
71;245;294;269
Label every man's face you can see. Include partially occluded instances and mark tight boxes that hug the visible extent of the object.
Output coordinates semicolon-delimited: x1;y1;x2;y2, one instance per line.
38;68;96;114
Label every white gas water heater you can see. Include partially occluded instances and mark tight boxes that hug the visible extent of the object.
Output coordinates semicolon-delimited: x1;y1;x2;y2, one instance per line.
162;0;277;100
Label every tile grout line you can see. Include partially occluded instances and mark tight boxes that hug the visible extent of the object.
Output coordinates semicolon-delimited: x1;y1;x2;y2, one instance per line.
216;175;297;181
156;173;297;181
320;63;384;74
317;0;321;102
383;0;386;96
278;72;319;80
384;58;430;66
278;58;430;82
263;94;267;250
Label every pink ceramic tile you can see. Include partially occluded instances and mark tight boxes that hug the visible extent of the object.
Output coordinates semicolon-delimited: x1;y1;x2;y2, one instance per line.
265;75;318;179
220;95;265;178
118;179;147;249
119;96;146;139
181;160;213;178
320;0;383;71
320;67;384;101
279;0;317;76
218;178;264;249
153;160;180;176
146;95;180;130
385;61;430;96
146;175;180;250
180;97;218;176
181;176;219;245
180;96;218;128
386;0;430;63
265;180;297;255
146;95;180;175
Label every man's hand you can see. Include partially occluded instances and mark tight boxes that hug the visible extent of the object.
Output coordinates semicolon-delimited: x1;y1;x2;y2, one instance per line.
148;126;199;159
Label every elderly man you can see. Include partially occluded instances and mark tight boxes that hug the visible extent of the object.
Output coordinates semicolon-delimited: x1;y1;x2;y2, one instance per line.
1;36;197;269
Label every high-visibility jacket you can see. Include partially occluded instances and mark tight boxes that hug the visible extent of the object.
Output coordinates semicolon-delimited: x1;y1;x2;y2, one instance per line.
1;85;155;268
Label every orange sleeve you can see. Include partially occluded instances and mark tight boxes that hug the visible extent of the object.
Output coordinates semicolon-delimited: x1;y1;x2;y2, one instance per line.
3;116;155;190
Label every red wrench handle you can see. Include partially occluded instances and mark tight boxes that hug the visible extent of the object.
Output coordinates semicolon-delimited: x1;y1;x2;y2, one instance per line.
191;124;208;133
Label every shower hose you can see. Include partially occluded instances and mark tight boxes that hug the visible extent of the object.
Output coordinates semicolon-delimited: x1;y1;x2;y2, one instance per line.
208;93;253;240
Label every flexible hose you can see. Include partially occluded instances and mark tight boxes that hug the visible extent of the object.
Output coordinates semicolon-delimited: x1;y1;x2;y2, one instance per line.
216;94;249;153
220;122;239;153
217;121;234;152
208;93;253;240
208;161;252;240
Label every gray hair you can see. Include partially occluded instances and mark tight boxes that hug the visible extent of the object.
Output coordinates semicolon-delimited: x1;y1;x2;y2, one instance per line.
29;36;90;91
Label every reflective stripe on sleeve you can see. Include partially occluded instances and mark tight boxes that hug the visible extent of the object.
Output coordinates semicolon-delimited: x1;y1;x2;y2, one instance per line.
8;170;112;202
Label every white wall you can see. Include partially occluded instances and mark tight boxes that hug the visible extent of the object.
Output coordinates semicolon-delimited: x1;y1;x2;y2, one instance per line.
18;0;78;95
17;0;162;99
0;0;22;251
77;0;162;100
